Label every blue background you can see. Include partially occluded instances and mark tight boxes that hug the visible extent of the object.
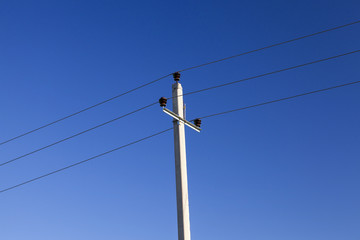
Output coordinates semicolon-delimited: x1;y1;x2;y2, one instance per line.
0;0;359;239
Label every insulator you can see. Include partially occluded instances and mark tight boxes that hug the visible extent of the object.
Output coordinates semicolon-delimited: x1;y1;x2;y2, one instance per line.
173;72;181;81
159;97;167;107
194;118;201;127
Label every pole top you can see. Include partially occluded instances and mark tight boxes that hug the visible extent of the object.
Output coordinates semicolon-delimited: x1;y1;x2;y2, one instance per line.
173;72;181;81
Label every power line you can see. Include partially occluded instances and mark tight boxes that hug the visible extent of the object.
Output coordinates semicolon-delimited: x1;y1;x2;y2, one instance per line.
178;19;360;72
196;80;360;120
178;49;360;98
2;80;359;194
0;74;171;147
0;102;157;167
0;128;173;194
2;49;358;167
1;20;359;146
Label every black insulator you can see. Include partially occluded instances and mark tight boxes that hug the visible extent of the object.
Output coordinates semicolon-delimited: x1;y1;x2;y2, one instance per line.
194;118;202;127
159;97;167;107
173;72;181;81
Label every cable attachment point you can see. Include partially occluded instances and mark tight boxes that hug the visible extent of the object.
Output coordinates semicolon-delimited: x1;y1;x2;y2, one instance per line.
194;118;202;127
159;97;167;107
173;72;181;81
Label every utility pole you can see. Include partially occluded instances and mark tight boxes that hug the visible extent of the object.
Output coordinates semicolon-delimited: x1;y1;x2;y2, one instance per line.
159;72;202;240
172;72;191;240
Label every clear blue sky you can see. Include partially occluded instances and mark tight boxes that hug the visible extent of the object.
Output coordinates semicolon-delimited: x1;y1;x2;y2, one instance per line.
0;0;359;239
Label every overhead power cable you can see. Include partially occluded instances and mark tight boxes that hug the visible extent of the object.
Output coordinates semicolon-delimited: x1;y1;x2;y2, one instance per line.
0;128;173;194
0;75;171;147
1;49;359;168
1;20;359;146
195;80;360;120
0;102;157;167
172;49;360;99
2;80;359;194
177;19;360;72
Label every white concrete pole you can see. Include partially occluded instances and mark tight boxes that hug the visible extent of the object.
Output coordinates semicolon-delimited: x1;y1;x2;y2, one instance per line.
172;73;191;240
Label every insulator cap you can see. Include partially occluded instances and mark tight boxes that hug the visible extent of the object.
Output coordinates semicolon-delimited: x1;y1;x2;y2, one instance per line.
173;72;181;81
194;118;202;127
159;97;167;107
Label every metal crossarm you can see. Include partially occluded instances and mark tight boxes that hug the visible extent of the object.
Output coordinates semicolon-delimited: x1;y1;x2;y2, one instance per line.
163;107;201;132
